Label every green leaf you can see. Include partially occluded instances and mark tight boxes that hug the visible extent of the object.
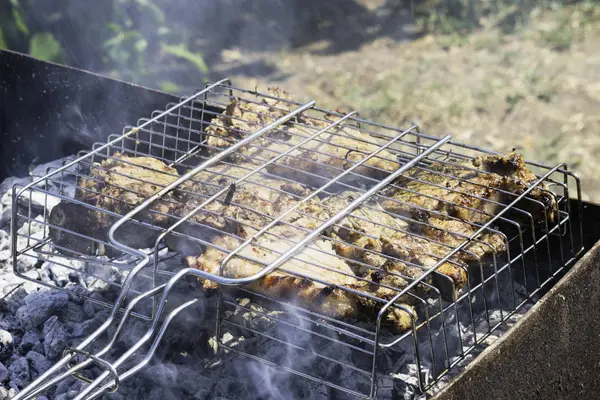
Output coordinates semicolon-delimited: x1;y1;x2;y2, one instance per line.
135;0;166;24
161;43;208;74
0;28;7;49
29;32;61;61
159;80;181;94
12;7;29;35
134;38;148;53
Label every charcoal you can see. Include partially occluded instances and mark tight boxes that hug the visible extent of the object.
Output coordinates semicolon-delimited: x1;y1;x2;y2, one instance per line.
16;290;69;330
0;230;8;253
18;330;41;355
15;188;60;213
26;351;51;378
58;301;87;323
55;377;78;398
0;362;8;382
8;356;30;390
104;393;125;400
43;316;68;360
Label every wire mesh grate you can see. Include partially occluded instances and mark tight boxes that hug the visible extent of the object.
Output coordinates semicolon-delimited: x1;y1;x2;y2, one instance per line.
10;80;584;400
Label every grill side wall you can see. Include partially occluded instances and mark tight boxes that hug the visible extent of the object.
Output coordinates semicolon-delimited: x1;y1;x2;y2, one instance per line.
433;201;600;400
0;49;179;181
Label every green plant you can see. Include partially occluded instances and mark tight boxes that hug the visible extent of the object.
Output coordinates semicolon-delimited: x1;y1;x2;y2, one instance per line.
540;23;574;50
29;32;61;61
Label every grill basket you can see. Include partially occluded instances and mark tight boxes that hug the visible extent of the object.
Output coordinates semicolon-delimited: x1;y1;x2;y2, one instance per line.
10;80;584;400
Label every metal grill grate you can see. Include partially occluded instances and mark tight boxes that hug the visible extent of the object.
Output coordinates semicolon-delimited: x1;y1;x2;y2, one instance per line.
11;80;584;400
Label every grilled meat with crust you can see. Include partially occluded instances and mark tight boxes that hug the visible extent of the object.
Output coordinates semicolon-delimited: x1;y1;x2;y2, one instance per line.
178;166;426;328
170;163;326;255
378;152;556;267
381;152;556;225
205;88;401;187
185;226;417;333
49;153;183;256
322;192;465;300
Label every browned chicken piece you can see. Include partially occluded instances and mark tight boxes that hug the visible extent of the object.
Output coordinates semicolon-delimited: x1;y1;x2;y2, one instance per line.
321;192;409;270
169;163;328;255
474;151;558;223
380;234;468;301
420;218;507;262
186;225;417;333
49;153;183;256
377;152;556;270
205;88;402;186
206;87;298;152
323;192;411;244
473;151;538;182
320;192;462;300
381;152;556;225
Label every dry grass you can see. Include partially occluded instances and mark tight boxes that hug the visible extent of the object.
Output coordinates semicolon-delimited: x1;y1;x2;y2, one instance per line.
215;2;600;201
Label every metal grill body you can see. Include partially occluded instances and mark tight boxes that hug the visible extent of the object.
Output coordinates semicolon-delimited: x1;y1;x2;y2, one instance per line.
10;81;584;400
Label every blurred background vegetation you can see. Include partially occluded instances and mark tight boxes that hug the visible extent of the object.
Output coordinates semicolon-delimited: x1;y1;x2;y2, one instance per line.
1;0;595;92
1;0;600;199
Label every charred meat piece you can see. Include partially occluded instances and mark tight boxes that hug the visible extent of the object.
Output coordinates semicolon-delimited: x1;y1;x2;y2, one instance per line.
49;153;182;256
420;217;507;262
179;169;423;331
380;234;468;301
323;192;408;270
206;87;298;151
186;225;417;333
473;152;558;224
205;88;401;187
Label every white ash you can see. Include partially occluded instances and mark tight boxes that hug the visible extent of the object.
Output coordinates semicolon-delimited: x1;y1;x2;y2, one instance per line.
0;161;540;400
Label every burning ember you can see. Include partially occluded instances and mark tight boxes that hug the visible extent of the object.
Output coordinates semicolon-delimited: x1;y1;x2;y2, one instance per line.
0;82;584;400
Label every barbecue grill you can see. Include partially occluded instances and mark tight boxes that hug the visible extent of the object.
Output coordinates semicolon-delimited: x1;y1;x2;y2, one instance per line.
1;49;596;400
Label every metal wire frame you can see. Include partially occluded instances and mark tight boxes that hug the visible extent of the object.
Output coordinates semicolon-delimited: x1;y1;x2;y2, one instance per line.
11;81;584;400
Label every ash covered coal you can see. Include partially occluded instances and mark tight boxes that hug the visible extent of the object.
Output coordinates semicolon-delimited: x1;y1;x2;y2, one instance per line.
0;157;536;400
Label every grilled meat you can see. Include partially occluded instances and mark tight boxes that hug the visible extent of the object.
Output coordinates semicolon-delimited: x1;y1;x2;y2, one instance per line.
49;153;182;256
381;152;556;225
178;168;426;329
420;217;507;262
474;152;558;223
378;152;557;266
170;163;326;255
322;192;463;300
205;88;401;187
47;137;555;333
185;225;417;333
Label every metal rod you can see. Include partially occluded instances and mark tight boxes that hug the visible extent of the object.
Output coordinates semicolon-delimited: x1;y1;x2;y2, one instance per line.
54;131;449;399
107;99;316;255
216;132;451;286
151;111;359;264
377;163;568;336
10;79;233;400
77;298;200;400
11;82;582;400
